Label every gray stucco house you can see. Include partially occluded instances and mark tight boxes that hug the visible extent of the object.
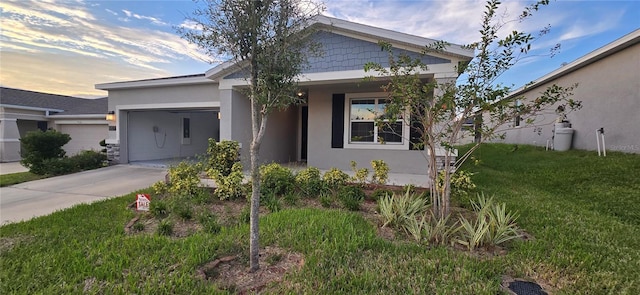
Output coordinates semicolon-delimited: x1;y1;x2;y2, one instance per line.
95;16;474;175
494;29;639;153
0;87;108;162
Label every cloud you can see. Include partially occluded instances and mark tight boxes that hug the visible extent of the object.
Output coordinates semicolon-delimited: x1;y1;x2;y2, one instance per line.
0;0;214;96
121;9;168;26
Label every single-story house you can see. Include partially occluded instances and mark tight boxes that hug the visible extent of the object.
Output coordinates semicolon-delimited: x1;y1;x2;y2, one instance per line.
494;29;639;153
0;87;108;162
95;15;474;175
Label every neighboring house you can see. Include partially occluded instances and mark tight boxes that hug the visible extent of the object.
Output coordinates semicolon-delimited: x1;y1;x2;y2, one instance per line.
495;29;639;153
95;15;474;175
0;87;108;162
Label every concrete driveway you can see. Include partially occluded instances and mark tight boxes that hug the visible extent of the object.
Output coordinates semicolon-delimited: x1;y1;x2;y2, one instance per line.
0;165;167;225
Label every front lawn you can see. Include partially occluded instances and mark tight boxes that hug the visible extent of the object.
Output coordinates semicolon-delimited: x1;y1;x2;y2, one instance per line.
1;144;638;294
0;172;46;187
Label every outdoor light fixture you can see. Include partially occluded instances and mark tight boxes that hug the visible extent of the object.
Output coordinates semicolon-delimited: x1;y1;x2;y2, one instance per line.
106;111;116;121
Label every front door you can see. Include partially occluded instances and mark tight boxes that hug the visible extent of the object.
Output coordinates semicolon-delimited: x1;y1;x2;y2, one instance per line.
301;106;308;161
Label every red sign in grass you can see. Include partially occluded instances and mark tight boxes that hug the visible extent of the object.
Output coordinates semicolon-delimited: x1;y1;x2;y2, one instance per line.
136;194;151;211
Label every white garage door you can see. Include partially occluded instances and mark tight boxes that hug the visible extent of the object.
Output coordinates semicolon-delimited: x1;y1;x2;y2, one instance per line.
58;124;108;156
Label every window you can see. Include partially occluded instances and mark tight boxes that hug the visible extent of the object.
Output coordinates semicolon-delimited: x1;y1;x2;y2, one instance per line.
514;100;522;127
344;93;407;149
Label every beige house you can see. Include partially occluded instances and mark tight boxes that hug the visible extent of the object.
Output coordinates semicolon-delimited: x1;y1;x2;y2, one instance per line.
495;29;639;153
0;87;108;162
96;15;474;175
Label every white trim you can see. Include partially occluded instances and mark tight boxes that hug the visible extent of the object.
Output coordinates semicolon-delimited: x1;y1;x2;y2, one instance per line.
0;118;18;122
48;114;106;119
0;104;64;113
0;112;47;120
53;120;109;125
116;101;220;111
343;92;410;150
0;138;20;142
95;75;216;90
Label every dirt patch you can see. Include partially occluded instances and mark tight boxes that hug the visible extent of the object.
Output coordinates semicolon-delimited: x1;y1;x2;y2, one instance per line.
0;235;32;253
197;246;304;294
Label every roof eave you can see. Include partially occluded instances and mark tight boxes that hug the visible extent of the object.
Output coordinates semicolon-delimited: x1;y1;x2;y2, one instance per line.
508;28;640;98
95;76;216;91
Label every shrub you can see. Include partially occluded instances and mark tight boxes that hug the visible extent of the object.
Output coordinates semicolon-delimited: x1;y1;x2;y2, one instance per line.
132;222;145;232
404;212;457;246
40;157;75;175
167;161;203;197
173;202;193;220
262;193;282;213
371;160;389;185
378;187;430;228
198;211;221;234
67;150;106;171
239;205;251;224
437;170;476;199
319;191;333;208
150;200;169;218
370;188;393;202
152;181;169;196
205;139;240;177
338;185;365;211
295;167;323;197
209;162;246;200
323;168;349;192
455;194;521;251
157;220;173;236
20;130;71;175
283;191;299;206
350;161;369;185
259;163;295;197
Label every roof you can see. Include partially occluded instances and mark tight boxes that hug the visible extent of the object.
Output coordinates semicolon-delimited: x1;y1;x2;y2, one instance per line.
205;15;474;80
95;73;214;90
0;87;107;115
508;28;640;97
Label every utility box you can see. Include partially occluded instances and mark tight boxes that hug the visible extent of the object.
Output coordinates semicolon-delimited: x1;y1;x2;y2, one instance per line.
554;127;574;151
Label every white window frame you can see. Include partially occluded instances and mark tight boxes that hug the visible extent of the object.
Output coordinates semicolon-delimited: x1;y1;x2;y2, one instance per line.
343;92;410;150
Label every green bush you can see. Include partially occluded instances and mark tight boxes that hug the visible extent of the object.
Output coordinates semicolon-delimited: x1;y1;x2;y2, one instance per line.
338;185;365;211
295;167;323;197
262;193;282;213
173;202;193;220
150;200;169;218
205;139;240;177
323;168;350;191
371;160;389;185
198;211;221;234
350;161;369;185
20;130;71;175
370;188;393;202
378;187;430;228
455;194;521;251
36;150;106;176
437;170;476;199
157;220;173;236
259;163;295;197
209;162;246;200
167;161;203;197
319;191;333;208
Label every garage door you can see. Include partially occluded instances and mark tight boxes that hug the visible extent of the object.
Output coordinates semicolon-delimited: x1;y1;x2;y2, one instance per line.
58;124;108;156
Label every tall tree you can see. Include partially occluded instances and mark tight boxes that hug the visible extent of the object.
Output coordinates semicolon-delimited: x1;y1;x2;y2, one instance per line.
179;0;322;271
366;0;581;219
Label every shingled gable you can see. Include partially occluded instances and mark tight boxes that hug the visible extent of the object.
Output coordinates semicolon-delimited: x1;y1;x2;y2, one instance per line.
204;15;474;82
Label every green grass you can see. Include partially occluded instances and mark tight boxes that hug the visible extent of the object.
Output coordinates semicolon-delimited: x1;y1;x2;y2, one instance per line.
1;144;639;294
0;172;46;187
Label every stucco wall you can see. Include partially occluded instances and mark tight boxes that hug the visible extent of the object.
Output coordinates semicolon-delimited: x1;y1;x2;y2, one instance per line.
107;83;220;110
307;84;430;175
497;43;640;153
221;90;297;166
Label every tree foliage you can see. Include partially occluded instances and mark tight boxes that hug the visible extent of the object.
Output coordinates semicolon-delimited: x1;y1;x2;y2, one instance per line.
179;0;322;271
365;0;582;219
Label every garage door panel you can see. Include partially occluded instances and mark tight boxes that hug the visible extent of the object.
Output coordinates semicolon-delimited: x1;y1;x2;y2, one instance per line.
59;125;108;156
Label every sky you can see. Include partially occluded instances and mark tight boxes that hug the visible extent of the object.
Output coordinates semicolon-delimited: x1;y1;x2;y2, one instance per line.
1;0;638;98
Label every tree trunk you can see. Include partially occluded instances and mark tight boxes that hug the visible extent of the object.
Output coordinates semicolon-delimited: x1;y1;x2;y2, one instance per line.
249;97;269;273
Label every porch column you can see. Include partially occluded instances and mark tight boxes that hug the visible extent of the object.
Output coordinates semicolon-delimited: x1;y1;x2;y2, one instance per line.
0;118;22;162
219;89;233;141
